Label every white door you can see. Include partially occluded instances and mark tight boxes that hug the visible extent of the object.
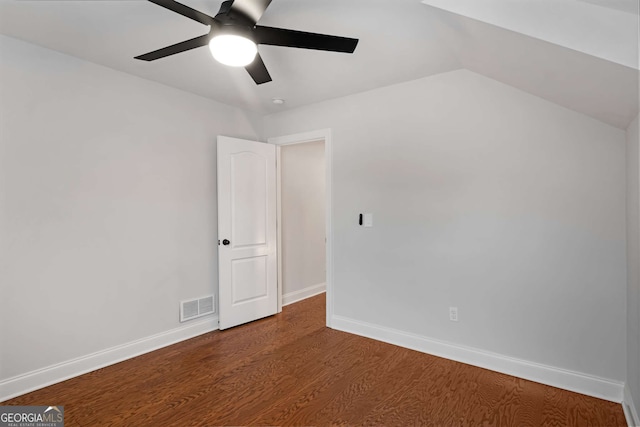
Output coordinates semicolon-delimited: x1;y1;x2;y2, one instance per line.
217;136;277;330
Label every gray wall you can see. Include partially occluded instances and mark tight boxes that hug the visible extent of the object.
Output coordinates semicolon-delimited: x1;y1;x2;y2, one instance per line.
280;141;326;297
264;69;627;383
0;35;260;381
627;114;640;415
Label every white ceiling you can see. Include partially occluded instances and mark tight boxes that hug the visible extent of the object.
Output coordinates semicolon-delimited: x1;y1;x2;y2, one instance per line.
422;0;639;68
574;0;639;14
0;0;461;115
0;0;638;128
421;0;639;129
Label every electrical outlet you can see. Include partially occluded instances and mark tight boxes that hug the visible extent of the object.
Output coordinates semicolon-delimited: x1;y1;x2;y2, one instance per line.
449;307;458;322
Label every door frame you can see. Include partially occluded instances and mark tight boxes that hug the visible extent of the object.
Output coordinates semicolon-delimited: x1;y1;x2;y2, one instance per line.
267;129;333;328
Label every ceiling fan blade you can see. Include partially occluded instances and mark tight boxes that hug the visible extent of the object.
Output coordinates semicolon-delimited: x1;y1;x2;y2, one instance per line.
245;53;272;85
253;26;358;53
229;0;273;25
147;0;216;26
135;34;210;61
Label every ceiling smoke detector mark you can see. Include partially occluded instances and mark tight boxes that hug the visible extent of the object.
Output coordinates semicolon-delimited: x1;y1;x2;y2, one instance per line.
180;295;215;322
272;98;285;105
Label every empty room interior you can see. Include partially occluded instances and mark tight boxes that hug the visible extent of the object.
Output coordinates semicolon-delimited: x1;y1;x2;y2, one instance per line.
1;0;639;425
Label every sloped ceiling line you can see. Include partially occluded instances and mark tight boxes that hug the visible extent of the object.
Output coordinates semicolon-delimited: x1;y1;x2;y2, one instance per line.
0;0;637;128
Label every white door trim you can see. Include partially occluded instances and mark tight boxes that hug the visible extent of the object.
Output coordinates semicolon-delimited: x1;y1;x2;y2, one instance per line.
267;129;333;328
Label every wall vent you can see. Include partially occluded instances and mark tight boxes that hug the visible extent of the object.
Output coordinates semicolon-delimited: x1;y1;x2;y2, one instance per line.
180;295;215;322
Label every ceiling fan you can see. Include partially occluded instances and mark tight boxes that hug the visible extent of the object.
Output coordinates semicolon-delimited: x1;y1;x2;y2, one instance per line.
135;0;359;85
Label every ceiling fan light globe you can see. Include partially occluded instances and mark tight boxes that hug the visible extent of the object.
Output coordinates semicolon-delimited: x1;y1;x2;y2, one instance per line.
209;35;257;67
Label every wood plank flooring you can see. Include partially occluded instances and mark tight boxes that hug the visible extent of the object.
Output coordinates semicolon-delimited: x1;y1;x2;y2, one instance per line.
3;294;626;426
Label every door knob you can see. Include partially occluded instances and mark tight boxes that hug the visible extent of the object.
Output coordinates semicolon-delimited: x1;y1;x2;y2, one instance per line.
222;239;230;245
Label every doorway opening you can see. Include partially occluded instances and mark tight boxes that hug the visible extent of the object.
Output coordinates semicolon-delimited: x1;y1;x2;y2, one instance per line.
269;129;333;327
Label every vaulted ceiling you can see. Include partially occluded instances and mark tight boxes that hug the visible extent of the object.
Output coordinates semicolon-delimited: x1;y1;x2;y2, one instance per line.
0;0;638;128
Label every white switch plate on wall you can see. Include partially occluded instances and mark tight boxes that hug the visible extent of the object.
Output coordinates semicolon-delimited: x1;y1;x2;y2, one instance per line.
363;213;373;227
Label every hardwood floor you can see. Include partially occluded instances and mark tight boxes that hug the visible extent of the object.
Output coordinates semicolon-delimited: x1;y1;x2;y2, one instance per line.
4;294;625;426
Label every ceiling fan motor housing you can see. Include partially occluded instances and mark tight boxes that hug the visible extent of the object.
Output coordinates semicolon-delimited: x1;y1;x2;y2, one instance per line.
215;0;256;28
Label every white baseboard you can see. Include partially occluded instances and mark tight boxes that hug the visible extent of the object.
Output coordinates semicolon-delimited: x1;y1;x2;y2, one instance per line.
282;283;326;306
624;384;640;427
331;314;624;403
0;316;218;402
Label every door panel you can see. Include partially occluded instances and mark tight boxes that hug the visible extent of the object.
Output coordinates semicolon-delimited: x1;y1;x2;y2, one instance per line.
232;256;268;304
218;136;277;330
231;151;267;247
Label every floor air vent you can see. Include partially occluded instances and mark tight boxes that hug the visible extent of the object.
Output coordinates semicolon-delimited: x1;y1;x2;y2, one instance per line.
180;295;215;322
